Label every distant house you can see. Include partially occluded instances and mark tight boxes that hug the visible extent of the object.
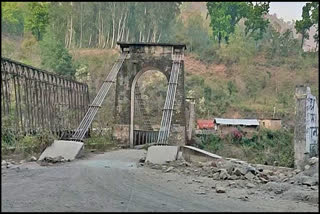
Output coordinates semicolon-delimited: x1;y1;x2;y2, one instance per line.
196;119;214;129
259;119;282;130
214;118;259;136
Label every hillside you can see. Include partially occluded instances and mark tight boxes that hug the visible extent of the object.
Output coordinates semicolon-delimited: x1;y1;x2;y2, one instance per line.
2;33;318;130
1;2;318;130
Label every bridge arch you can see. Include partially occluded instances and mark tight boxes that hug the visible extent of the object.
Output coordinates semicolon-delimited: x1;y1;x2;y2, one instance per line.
113;42;187;147
130;68;168;147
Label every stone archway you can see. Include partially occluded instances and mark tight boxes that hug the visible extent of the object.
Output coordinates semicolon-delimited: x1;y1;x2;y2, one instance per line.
113;42;186;148
130;69;168;147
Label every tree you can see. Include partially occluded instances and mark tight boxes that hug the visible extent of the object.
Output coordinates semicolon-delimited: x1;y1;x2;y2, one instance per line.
295;3;313;49
206;2;269;47
25;2;49;41
206;2;248;47
310;2;319;47
244;2;270;43
40;27;76;77
1;2;25;36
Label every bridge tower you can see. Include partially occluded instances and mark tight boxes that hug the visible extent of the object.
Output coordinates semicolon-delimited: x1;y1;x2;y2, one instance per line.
113;42;187;148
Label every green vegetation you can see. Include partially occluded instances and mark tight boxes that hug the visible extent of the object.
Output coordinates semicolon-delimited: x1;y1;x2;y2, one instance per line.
1;129;57;157
25;2;49;41
295;2;319;48
1;2;318;159
195;128;294;167
206;2;269;46
84;133;116;151
40;27;77;77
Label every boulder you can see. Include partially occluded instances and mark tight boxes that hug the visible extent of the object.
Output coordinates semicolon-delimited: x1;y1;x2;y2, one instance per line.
228;175;239;180
233;167;246;176
308;157;318;165
1;160;7;166
219;169;229;180
259;177;269;184
212;172;220;180
304;165;311;170
246;165;258;175
244;172;255;180
165;166;174;173
216;184;226;193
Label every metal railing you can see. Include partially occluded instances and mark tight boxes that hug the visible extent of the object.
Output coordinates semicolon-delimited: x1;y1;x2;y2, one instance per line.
1;57;89;137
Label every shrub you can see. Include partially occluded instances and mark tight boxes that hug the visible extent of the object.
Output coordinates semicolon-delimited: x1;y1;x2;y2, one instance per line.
194;134;224;153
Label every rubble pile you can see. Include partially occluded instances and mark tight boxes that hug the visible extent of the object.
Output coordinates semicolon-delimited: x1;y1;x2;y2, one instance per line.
39;156;70;166
144;156;319;202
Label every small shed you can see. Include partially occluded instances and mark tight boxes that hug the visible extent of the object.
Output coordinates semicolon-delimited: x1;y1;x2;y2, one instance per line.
214;118;259;135
259;118;282;130
196;119;214;129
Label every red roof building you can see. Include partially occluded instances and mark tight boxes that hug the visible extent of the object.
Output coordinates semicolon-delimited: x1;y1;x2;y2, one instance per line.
196;119;214;129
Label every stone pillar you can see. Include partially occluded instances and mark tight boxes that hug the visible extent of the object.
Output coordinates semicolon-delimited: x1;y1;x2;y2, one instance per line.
294;85;319;170
185;98;195;143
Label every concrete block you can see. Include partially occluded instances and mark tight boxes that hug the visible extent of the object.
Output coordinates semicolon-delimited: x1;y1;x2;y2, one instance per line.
146;146;179;164
39;140;84;161
180;146;222;163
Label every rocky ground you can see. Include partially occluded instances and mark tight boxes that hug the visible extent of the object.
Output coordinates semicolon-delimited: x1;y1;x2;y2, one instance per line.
142;155;319;205
1;149;319;212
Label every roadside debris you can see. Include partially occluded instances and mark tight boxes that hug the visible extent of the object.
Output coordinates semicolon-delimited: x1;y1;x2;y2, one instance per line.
143;153;319;204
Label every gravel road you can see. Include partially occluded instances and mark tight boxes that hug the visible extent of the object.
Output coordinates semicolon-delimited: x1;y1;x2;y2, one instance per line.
1;149;318;212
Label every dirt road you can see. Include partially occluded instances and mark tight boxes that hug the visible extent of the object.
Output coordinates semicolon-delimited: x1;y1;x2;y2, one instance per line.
1;149;318;212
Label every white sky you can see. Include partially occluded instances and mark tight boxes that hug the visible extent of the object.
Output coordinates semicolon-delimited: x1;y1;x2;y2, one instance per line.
269;2;308;22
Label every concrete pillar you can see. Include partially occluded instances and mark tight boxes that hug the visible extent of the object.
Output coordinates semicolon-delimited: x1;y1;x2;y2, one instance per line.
185;98;195;143
294;85;319;170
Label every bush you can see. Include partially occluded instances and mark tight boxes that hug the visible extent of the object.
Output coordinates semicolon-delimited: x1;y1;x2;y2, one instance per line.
194;134;224;153
40;27;77;77
239;128;294;167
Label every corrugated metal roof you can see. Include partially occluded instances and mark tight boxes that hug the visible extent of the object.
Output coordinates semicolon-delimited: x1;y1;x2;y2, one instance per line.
214;118;259;126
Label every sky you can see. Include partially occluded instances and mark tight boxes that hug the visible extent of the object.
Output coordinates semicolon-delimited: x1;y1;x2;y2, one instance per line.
269;2;308;22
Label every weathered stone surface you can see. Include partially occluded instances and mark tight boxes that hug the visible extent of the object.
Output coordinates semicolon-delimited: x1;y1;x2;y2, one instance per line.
212;172;220;180
115;44;187;146
269;176;279;182
39;140;84;161
219;169;229;180
216;184;226;193
263;182;290;194
308;157;318;165
244;172;255;180
246;183;256;189
1;160;7;166
165;166;174;173
145;146;179;164
29;156;37;162
246;165;258;175
304;165;311;170
233;167;246;176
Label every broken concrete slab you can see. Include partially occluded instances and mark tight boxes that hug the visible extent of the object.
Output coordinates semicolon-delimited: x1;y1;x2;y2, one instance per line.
180;146;222;163
145;146;179;164
38;140;84;161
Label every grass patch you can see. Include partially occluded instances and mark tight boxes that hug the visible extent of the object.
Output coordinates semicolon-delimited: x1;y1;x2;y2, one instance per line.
83;134;117;152
194;128;294;168
1;129;57;159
